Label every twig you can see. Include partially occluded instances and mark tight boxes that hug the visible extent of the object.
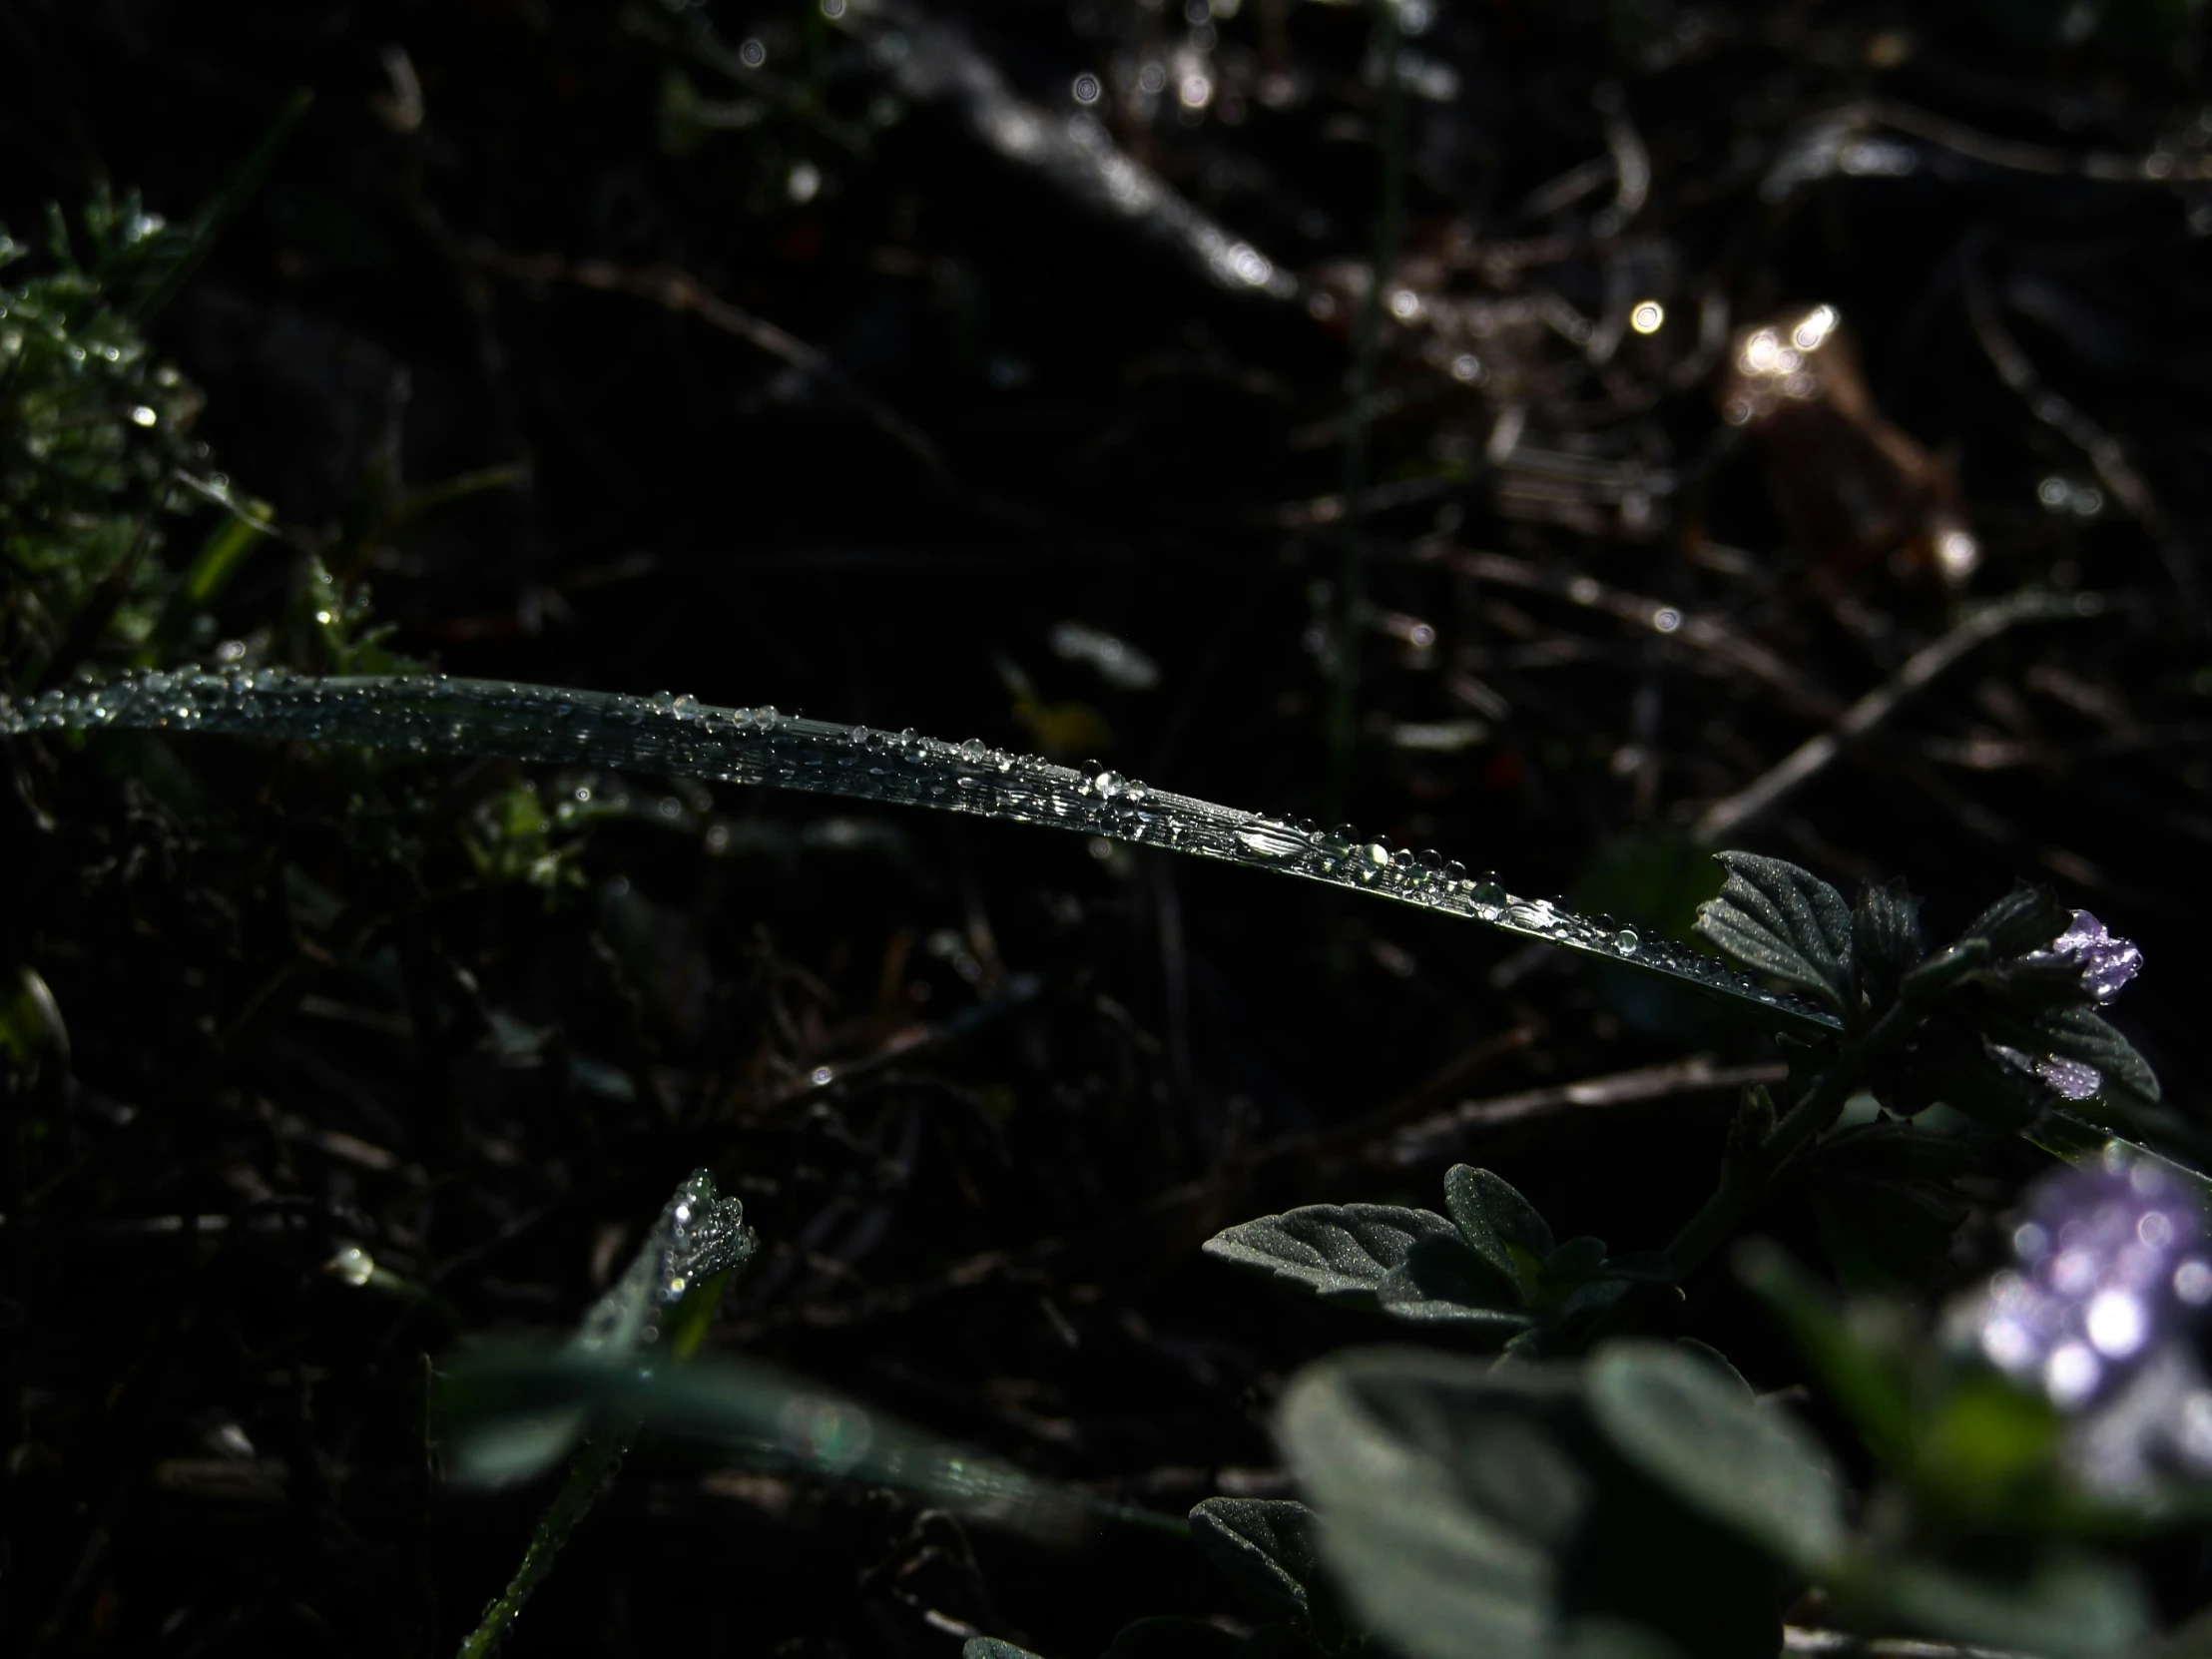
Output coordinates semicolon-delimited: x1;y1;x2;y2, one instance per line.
1440;547;1841;721
1377;1056;1787;1168
1871;98;2212;184
1694;591;2106;842
470;247;952;487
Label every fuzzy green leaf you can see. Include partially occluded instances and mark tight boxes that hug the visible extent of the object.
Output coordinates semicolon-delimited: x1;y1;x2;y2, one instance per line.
1695;853;1857;1016
1189;1499;1323;1626
1277;1349;1788;1659
1444;1165;1556;1291
1203;1205;1463;1310
1586;1343;1847;1575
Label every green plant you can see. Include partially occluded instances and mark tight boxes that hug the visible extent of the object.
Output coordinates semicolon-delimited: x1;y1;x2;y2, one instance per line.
2;662;2203;1657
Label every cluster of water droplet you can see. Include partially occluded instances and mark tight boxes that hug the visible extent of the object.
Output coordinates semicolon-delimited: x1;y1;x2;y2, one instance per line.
0;669;1840;1032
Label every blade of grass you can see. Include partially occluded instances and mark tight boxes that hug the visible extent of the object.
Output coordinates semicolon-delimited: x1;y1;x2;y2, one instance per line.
0;667;1846;1036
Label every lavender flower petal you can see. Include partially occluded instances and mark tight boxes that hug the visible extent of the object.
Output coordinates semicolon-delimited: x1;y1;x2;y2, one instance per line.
1956;1154;2208;1414
1987;1041;2104;1103
2034;910;2143;1005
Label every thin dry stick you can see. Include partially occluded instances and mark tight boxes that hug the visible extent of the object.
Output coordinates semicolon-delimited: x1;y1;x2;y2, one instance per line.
1870;98;2212;184
471;247;952;485
1379;1056;1789;1168
1694;591;2106;843
1442;547;1841;720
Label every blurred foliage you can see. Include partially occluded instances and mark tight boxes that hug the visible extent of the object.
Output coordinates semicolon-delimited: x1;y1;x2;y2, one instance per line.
0;196;211;682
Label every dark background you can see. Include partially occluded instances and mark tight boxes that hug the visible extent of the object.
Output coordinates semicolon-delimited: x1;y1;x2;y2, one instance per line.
6;0;2212;1653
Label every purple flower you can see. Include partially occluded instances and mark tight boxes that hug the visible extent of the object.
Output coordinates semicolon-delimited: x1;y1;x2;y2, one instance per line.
2030;910;2143;1006
1986;1042;2103;1102
1962;1155;2209;1409
1954;1153;2212;1492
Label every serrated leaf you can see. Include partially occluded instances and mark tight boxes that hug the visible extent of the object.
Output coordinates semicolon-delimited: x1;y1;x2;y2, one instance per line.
1445;1165;1555;1291
1190;1498;1323;1625
1852;878;1923;1007
1378;1235;1535;1333
1695;852;1857;1016
1586;1343;1847;1575
1203;1205;1462;1310
1277;1349;1787;1659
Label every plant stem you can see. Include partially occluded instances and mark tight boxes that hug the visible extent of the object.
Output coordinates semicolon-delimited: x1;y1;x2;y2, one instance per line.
453;1425;634;1659
451;1264;737;1659
1665;999;1921;1279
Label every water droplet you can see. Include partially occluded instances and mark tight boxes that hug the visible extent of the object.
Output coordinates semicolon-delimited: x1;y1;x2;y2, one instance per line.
1614;927;1640;953
958;738;987;763
1234;823;1313;860
1093;770;1129;800
1362;841;1391;868
1505;898;1559;933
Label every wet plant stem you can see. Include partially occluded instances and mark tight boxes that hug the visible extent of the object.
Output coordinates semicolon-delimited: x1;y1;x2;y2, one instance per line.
453;1423;635;1659
1323;0;1405;826
451;1268;735;1659
1665;998;1921;1280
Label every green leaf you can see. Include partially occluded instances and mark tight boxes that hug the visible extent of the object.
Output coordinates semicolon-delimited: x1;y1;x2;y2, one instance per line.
1277;1348;1788;1659
1956;882;2072;958
0;964;69;1073
1871;1550;2150;1659
1915;1373;2063;1517
1852;878;1923;1008
1445;1165;1555;1291
1585;1343;1847;1575
439;1348;1087;1539
965;1641;1047;1659
1203;1205;1463;1311
1695;852;1856;1017
1734;1242;1915;1467
1595;1253;1679;1286
1542;1237;1610;1285
1806;1121;1974;1292
2015;1004;2160;1104
1379;1235;1534;1333
1190;1498;1323;1625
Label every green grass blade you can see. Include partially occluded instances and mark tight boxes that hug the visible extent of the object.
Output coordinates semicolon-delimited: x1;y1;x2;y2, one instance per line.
0;668;1843;1036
